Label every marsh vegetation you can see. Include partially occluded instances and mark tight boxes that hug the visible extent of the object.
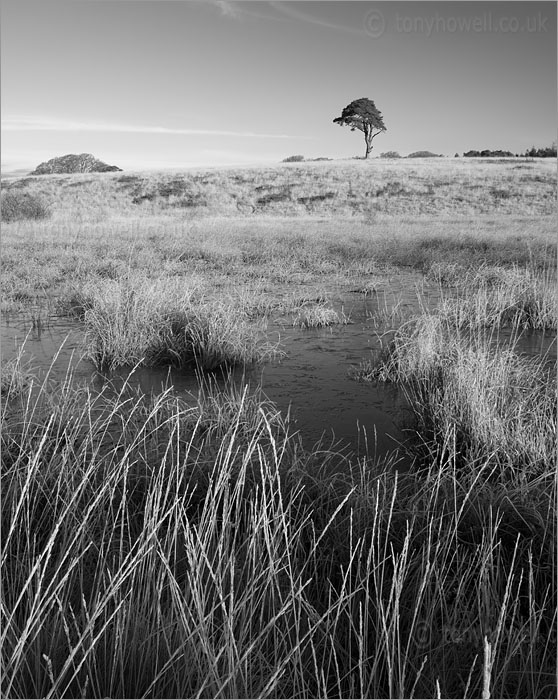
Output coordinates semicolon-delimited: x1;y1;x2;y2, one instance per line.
1;157;556;698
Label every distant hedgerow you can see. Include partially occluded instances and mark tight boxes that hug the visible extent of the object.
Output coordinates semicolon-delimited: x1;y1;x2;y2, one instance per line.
523;144;557;158
1;190;50;222
464;149;515;158
282;155;305;162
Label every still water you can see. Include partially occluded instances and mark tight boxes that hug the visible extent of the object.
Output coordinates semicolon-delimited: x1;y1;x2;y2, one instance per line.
2;274;555;466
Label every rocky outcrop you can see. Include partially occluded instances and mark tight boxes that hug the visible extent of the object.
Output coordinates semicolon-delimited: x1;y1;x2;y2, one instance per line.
30;153;122;175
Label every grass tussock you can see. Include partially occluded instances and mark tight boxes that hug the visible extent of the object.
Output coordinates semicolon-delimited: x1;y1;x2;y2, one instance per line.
351;276;391;296
1;366;555;699
370;314;556;475
76;278;281;371
367;290;421;327
429;264;557;330
292;303;349;328
1;190;50;222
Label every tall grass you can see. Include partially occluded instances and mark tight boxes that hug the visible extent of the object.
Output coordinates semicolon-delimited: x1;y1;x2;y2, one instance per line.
1;208;555;313
430;264;557;330
1;360;555;698
292;303;349;328
73;278;281;371
1;158;556;698
1;190;50;222
3;158;555;221
0;353;35;398
369;313;556;477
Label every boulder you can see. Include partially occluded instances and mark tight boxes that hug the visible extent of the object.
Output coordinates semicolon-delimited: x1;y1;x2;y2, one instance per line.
29;153;122;175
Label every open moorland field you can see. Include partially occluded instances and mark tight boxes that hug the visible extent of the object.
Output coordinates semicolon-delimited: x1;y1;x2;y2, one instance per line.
1;158;557;698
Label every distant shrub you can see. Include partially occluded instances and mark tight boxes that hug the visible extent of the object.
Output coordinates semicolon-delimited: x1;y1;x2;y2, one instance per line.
523;145;557;158
282;155;305;163
464;149;515;158
379;151;401;159
1;191;50;222
310;157;332;161
487;150;514;157
407;151;442;158
454;153;460;158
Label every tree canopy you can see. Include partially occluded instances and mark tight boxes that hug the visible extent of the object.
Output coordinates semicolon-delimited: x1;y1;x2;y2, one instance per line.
333;98;387;159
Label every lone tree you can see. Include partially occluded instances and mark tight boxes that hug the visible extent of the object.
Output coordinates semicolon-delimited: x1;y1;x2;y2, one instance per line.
333;98;387;158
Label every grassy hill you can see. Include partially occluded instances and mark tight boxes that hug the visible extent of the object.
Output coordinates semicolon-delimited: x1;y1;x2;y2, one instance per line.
2;156;557;221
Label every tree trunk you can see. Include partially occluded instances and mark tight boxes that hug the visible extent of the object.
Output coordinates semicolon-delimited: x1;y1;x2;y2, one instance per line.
364;124;372;158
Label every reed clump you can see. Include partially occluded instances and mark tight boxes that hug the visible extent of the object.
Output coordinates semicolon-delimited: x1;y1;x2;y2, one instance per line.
431;264;557;330
292;303;349;328
77;278;281;371
1;365;555;699
372;314;556;476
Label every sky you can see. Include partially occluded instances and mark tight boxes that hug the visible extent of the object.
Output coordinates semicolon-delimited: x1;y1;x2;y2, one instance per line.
1;1;556;172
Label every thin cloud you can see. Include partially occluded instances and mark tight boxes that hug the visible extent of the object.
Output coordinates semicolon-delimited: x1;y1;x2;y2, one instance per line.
2;116;290;139
193;0;246;21
268;2;365;36
200;1;294;26
214;1;241;19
